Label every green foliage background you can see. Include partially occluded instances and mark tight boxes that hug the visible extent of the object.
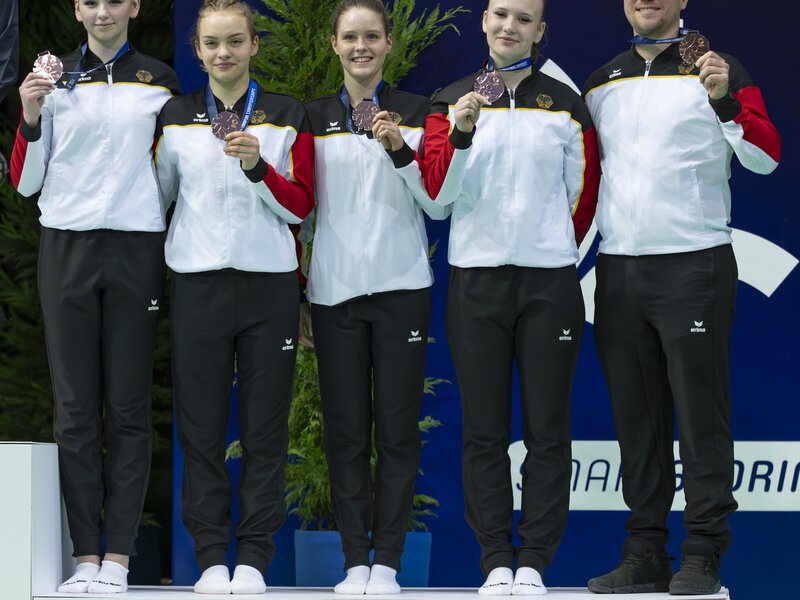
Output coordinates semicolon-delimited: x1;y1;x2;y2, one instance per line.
252;0;467;101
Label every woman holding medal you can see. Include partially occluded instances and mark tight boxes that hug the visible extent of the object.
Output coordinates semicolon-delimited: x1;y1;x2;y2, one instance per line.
422;0;600;594
11;0;179;594
155;0;314;594
303;0;448;594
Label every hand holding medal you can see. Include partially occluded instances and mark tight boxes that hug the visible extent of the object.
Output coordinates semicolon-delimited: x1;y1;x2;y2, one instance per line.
19;52;59;128
372;110;404;151
222;130;261;171
692;45;730;100
453;91;488;134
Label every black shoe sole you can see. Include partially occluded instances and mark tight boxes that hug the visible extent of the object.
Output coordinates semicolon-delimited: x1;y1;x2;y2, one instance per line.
588;580;671;594
669;581;722;595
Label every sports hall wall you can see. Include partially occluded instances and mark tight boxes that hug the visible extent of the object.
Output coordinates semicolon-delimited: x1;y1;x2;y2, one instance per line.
170;2;799;598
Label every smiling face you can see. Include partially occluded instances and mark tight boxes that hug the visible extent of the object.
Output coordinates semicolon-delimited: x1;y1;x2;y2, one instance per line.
195;10;259;89
624;0;688;39
332;6;392;90
482;0;546;68
74;0;140;50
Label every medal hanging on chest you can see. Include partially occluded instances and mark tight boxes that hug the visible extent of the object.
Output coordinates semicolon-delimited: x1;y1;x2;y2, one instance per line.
473;56;533;103
33;52;64;83
474;71;505;103
206;79;259;142
678;32;710;74
211;111;241;140
352;100;379;131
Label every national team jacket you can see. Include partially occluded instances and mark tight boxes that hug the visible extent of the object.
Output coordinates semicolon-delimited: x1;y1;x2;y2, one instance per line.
422;68;600;270
155;87;314;274
583;44;781;256
305;83;448;307
11;45;179;232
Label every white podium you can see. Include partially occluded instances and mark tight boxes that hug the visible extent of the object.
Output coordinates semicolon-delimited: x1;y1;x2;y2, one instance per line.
0;442;72;600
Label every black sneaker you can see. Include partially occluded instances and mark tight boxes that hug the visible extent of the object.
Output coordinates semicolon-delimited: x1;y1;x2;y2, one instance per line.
669;555;721;595
588;553;673;593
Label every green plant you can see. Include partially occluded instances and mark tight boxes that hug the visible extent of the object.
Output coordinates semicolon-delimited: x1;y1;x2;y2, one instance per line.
251;0;469;102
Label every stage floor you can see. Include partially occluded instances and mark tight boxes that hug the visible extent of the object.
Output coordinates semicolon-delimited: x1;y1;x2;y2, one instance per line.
34;585;731;599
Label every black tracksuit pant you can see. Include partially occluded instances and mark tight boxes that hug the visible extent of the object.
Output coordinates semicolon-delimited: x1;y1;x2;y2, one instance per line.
594;245;738;560
447;265;584;576
38;227;165;557
311;288;431;572
171;269;299;574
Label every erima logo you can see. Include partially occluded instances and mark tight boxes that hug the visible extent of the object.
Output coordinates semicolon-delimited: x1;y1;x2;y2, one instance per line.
609;68;623;80
326;121;342;133
690;321;707;333
559;329;572;341
193;113;209;123
408;330;423;343
148;299;159;312
282;338;295;351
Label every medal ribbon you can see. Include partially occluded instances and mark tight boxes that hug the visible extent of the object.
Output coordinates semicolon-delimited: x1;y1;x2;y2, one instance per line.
486;56;534;72
340;79;385;134
629;27;697;45
65;41;131;90
205;79;259;130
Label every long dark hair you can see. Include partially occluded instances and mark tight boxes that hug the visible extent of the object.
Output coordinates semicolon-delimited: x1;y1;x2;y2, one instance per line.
332;0;391;37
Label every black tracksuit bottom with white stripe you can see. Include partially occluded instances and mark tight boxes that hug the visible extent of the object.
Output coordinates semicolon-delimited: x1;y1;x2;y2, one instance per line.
311;288;431;571
171;269;299;574
447;265;584;576
38;227;165;557
594;245;738;560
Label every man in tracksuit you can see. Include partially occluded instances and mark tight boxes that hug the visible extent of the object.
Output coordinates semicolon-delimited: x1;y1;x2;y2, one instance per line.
582;0;780;595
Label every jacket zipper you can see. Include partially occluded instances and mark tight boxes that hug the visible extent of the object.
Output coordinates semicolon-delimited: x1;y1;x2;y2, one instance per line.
508;88;516;264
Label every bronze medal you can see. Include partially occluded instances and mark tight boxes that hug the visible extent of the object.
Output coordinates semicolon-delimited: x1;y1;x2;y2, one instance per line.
474;71;505;103
679;32;710;66
211;111;240;140
33;52;63;83
388;111;403;125
353;101;379;131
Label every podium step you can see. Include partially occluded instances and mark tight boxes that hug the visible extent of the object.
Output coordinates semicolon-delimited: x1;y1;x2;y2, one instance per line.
34;585;731;599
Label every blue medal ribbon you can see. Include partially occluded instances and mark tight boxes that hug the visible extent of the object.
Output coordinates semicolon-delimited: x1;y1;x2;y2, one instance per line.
339;79;385;134
630;27;696;45
486;56;534;72
65;41;131;90
205;79;259;132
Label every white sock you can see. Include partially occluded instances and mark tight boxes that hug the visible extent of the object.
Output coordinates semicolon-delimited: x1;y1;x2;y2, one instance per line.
231;564;267;595
479;567;514;596
512;567;547;595
58;562;100;593
194;565;231;595
365;564;401;595
334;565;370;594
87;559;129;594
